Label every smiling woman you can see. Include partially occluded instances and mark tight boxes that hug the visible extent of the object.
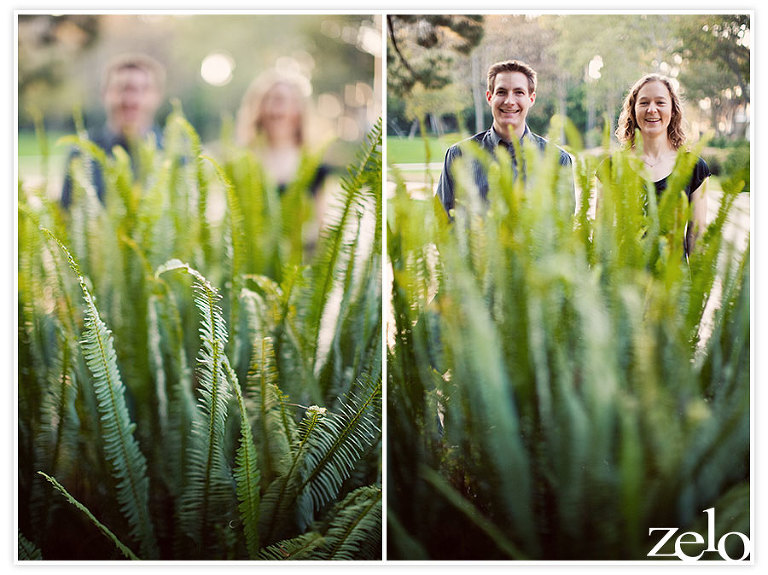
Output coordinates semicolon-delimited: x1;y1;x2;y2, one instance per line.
613;73;711;255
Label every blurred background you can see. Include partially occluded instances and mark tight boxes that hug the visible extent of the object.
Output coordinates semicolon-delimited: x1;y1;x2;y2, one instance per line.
387;13;750;196
17;13;382;196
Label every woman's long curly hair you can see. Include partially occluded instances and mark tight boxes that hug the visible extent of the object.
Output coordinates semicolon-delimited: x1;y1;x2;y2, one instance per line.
615;74;686;150
235;70;311;148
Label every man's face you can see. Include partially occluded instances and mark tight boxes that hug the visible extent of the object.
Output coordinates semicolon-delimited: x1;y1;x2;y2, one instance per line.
486;71;535;141
103;67;161;138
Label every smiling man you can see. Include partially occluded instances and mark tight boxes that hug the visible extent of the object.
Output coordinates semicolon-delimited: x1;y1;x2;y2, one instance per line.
435;60;573;216
61;53;166;208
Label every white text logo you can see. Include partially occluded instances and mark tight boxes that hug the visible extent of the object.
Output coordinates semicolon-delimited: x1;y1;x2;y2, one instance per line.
648;507;751;562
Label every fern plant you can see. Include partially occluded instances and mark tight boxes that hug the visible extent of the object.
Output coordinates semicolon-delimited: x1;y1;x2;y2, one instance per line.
387;122;749;560
41;229;159;559
17;111;382;560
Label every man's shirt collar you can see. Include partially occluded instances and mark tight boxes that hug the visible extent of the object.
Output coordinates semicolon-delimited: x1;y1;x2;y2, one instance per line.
488;125;531;149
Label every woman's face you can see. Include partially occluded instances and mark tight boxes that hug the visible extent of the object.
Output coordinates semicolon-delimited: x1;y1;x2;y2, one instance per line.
260;83;302;143
634;80;673;141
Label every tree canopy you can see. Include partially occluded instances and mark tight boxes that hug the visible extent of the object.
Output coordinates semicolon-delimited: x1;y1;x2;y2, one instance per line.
387;13;751;143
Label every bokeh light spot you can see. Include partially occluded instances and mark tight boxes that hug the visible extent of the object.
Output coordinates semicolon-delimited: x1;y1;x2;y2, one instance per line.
201;51;235;87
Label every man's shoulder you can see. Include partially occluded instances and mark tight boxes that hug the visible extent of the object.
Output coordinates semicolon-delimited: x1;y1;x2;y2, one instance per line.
450;130;491;150
527;130;573;165
445;130;491;158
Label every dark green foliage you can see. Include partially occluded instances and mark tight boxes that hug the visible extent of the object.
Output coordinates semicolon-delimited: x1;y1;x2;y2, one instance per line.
387;15;484;95
256;485;382;561
18;113;382;560
320;485;382;560
43;230;158;559
257;378;381;545
36;472;140;560
18;530;43;561
387;127;749;560
722;141;750;193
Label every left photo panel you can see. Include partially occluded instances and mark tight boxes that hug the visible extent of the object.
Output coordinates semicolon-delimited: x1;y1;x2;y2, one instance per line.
17;12;382;561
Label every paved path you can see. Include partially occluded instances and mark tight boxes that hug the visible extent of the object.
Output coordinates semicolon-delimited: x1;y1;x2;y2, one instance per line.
710;190;750;254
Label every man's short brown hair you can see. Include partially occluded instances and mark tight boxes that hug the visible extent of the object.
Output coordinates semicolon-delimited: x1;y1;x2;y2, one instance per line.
102;53;166;94
487;60;537;95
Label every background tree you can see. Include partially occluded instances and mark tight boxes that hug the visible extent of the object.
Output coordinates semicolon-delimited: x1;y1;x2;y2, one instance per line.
386;13;751;148
470;15;559;136
545;15;681;147
18;15;100;122
18;14;379;148
674;14;750;139
387;15;484;135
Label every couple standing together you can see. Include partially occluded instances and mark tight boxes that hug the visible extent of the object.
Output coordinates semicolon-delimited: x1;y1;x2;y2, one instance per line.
436;59;710;256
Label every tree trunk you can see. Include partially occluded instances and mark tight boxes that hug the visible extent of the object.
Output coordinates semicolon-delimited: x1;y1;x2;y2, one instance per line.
408;118;419;139
471;52;485;134
557;74;567;144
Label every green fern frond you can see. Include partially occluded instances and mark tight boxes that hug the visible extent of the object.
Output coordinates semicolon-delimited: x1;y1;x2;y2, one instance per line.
222;356;261;558
21;208;98;536
257;390;337;543
297;378;382;520
36;329;80;480
315;218;364;398
306;120;382;402
256;531;326;560
246;337;295;484
156;259;235;553
57;135;109;169
37;471;139;560
224;151;278;277
242;271;319;403
306;119;382;359
242;274;288;331
146;287;196;496
146;297;169;435
107;145;136;218
687;186;742;341
204;155;246;353
42;228;158;559
278;148;327;267
318;243;382;404
321;485;382;560
258;471;304;546
18;530;43;561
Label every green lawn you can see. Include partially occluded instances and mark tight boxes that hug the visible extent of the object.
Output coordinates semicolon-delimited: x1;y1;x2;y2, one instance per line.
18;130;73;197
386;134;465;165
18;130;71;156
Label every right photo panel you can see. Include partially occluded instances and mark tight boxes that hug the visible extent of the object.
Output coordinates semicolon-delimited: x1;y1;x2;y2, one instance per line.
386;13;751;562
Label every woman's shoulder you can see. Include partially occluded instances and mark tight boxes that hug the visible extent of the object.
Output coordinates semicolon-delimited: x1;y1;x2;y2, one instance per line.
695;155;710;173
677;152;711;196
688;154;711;180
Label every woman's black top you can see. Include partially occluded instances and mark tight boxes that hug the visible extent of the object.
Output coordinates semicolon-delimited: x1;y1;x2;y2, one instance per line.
597;154;710;201
652;156;711;200
276;163;332;196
